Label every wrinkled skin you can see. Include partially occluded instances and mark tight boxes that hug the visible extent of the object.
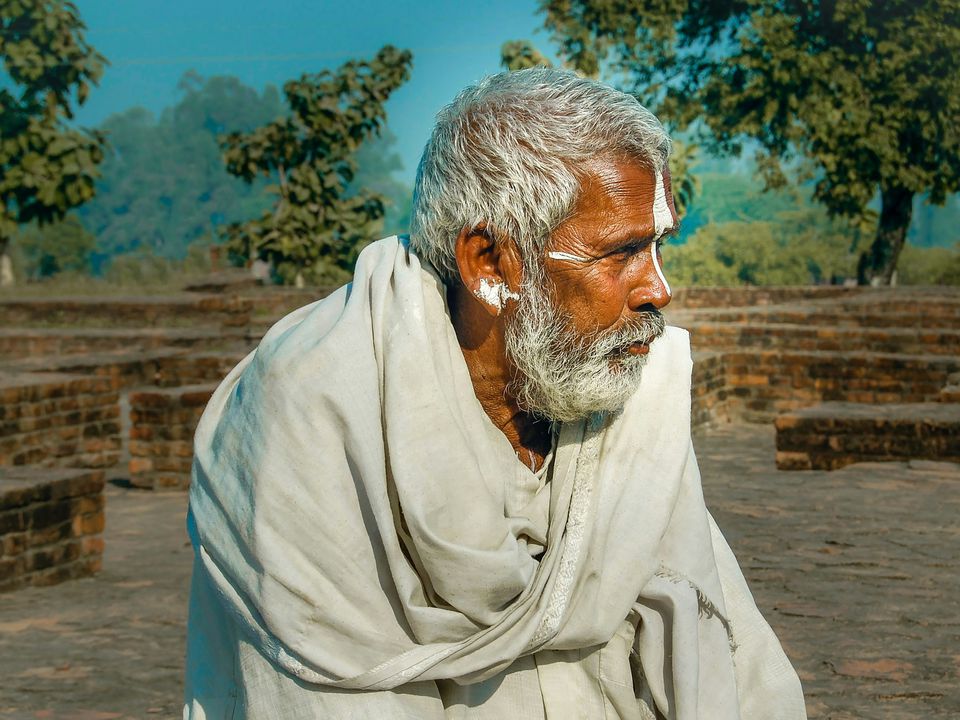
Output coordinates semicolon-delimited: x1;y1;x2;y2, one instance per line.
448;156;677;468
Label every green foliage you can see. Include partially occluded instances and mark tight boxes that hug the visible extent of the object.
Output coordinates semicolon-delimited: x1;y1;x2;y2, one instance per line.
665;211;865;287
896;244;960;286
221;46;412;286
500;40;553;71
102;241;212;287
0;0;106;267
668;140;699;220
14;213;94;278
78;76;284;261
541;0;960;285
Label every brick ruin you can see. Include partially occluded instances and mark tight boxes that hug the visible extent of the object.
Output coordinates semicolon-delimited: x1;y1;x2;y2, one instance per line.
0;278;957;590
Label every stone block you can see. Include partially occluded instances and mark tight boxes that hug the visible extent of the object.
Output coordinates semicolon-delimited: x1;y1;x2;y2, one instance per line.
775;402;960;470
0;468;105;593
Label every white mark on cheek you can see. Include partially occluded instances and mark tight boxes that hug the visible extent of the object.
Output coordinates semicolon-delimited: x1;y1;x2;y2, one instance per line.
652;171;673;297
475;278;519;312
547;251;590;263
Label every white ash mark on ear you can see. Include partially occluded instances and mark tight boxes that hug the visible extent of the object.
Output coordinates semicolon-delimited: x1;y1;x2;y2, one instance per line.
475;278;519;312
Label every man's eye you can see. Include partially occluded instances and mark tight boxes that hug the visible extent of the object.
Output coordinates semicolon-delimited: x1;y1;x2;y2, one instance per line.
612;243;643;259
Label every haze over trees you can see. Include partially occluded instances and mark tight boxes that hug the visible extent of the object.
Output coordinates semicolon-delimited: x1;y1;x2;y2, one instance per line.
15;72;413;281
539;0;960;285
221;46;413;286
0;0;106;286
3;3;957;289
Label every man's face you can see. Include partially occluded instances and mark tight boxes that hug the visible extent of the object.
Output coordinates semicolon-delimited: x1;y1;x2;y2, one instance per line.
505;157;676;422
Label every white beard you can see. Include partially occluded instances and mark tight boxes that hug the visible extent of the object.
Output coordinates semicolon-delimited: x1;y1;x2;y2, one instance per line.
505;268;666;423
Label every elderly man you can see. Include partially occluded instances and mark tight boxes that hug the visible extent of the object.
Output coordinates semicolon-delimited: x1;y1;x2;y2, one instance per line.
184;69;806;719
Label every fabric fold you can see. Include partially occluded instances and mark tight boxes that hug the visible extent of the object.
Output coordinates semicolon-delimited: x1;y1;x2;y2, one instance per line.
188;236;804;717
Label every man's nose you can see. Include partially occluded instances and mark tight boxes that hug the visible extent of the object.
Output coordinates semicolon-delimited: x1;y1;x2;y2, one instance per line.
626;245;672;312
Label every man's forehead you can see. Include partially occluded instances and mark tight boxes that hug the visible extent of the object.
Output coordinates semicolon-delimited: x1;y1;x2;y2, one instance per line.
556;158;676;248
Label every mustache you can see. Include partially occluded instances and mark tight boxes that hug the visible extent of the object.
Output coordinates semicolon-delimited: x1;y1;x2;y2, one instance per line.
588;310;666;356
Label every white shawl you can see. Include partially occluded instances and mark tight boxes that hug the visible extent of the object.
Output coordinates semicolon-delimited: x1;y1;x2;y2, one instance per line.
188;236;805;719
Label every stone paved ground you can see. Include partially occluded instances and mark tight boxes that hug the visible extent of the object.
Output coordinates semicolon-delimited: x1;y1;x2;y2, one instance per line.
698;425;960;719
0;424;957;719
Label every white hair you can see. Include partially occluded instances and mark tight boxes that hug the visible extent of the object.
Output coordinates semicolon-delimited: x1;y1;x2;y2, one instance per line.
409;68;672;283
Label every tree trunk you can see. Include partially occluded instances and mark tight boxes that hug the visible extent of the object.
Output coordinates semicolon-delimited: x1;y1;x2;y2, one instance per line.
857;185;914;286
0;236;14;288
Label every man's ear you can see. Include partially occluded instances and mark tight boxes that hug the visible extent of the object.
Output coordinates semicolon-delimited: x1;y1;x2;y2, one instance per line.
454;224;521;317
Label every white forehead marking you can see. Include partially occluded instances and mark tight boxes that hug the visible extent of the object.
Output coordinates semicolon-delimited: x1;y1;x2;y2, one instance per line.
547;251;590;263
475;278;519;312
652;170;674;239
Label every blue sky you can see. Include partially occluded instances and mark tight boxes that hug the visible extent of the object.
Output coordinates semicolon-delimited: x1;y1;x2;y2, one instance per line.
75;0;555;183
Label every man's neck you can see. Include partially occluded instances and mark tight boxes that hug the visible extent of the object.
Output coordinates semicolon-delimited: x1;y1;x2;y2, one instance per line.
447;284;553;470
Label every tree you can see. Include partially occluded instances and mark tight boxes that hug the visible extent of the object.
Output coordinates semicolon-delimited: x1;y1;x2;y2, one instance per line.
348;128;412;238
0;0;107;286
79;76;284;263
14;212;94;279
221;46;412;286
500;40;554;72
541;0;960;285
664;212;862;287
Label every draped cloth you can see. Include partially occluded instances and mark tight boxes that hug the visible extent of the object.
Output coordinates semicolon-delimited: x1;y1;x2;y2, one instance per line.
185;236;806;719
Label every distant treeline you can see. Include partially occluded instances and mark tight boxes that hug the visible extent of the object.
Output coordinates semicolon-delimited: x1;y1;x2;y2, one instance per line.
10;72;960;285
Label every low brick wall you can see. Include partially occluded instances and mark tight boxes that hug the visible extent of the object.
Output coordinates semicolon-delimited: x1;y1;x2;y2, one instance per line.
0;467;105;592
0;327;246;360
721;350;959;422
677;305;959;330
0;294;252;329
775;402;960;470
0;373;120;469
128;384;215;490
669;286;860;309
152;352;245;388
691;351;729;426
687;322;960;357
4;348;185;390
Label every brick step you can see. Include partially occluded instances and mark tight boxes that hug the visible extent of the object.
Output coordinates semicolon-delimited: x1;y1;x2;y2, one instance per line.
0;466;105;592
0;327;248;360
941;385;960;403
708;348;960;423
0;373;121;469
673;302;960;329
774;402;960;471
668;286;861;310
685;322;960;356
128;384;217;490
0;294;252;329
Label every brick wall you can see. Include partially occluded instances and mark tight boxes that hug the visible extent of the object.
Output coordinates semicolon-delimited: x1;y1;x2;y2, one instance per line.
669;286;859;309
0;373;120;469
0;294;252;329
128;384;216;490
691;351;729;427
677;305;960;330
0;467;105;592
152;352;245;388
687;322;959;357
775;402;960;470
0;327;247;361
721;350;958;423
